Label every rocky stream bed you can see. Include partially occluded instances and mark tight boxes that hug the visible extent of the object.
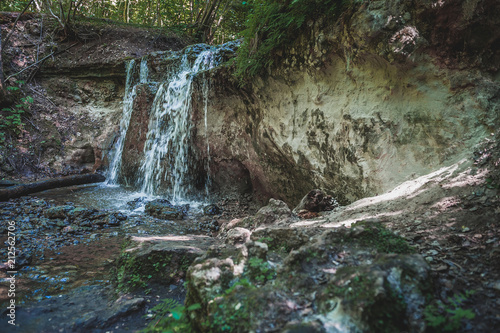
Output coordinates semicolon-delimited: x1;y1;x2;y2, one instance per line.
0;138;499;332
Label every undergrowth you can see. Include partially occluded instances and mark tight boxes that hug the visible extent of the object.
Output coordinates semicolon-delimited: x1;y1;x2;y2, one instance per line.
424;290;476;332
0;81;33;143
234;0;348;83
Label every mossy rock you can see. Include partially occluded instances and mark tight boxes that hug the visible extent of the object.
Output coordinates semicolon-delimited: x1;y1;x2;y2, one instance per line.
114;235;215;292
347;221;415;254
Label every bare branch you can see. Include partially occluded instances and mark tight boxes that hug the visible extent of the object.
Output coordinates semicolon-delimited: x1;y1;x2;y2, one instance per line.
5;42;78;82
43;0;65;30
3;0;36;49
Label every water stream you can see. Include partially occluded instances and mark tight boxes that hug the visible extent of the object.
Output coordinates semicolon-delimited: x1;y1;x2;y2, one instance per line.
0;42;238;332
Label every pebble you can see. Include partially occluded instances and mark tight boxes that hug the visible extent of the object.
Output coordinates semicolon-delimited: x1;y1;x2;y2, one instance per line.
435;265;448;271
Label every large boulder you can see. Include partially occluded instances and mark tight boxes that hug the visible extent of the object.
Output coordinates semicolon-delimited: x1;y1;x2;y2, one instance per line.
44;205;75;219
182;221;432;333
293;189;339;214
114;234;216;291
144;199;185;220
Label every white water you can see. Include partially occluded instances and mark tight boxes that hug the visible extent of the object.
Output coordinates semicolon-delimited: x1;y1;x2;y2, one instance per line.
106;59;138;185
106;44;232;204
139;50;216;202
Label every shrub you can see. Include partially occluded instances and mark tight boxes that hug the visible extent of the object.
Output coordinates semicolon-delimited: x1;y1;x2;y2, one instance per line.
233;0;348;82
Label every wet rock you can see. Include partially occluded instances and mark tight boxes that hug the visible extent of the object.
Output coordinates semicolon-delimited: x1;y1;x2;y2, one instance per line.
493;281;500;291
44;205;75;219
145;199;184;220
203;204;222;216
189;218;219;235
62;225;77;233
226;227;251;246
126;197;147;210
293;189;339;214
114;234;215;290
67;207;97;220
15;249;32;268
106;212;127;226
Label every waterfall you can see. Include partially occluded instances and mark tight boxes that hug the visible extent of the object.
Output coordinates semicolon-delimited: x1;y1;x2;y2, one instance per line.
140;49;216;202
202;69;212;199
107;42;237;203
106;59;138;185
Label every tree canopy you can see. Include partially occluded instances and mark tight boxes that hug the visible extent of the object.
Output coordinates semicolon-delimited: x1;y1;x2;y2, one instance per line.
0;0;252;44
0;0;349;86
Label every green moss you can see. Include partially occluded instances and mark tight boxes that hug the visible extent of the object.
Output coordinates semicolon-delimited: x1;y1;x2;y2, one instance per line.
113;250;177;292
349;221;415;254
325;270;407;333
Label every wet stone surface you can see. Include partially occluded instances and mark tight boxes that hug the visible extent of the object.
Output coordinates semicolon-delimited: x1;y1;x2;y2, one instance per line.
0;197;128;270
0;191;252;332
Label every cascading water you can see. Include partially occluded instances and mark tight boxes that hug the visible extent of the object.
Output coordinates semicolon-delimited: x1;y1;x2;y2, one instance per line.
139;50;215;202
107;43;237;204
202;67;212;199
106;59;138;185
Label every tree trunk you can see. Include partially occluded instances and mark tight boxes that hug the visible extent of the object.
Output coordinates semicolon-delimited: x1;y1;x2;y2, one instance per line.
0;173;106;201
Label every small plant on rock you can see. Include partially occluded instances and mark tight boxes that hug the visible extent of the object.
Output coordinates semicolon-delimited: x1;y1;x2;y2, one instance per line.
141;298;201;333
424;290;476;332
246;257;276;283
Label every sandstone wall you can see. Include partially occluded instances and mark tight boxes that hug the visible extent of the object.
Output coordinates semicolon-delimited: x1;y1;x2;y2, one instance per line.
192;0;500;205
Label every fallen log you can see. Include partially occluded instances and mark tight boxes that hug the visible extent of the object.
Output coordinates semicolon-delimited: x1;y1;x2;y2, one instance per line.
0;173;106;201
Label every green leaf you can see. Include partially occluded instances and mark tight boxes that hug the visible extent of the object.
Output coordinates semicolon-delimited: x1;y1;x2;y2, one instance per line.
187;303;202;311
171;308;183;320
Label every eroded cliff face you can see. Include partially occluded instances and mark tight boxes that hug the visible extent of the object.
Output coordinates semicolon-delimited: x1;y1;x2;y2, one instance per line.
0;17;187;178
18;0;497;206
189;0;500;205
34;27;187;175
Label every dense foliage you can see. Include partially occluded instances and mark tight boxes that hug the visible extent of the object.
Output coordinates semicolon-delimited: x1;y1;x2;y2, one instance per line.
0;0;251;44
233;0;347;81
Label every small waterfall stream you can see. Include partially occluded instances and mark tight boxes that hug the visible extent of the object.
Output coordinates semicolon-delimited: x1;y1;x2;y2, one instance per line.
139;50;215;202
106;60;137;184
106;43;235;205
